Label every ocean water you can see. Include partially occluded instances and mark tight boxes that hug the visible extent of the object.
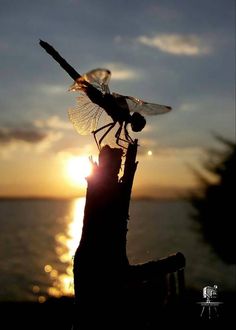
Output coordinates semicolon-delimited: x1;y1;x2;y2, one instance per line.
0;198;235;302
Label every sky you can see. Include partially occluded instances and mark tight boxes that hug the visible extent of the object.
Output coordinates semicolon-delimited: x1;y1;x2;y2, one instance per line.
0;0;235;198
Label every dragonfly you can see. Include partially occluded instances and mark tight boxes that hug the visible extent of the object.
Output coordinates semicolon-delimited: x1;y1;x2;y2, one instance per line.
39;40;172;149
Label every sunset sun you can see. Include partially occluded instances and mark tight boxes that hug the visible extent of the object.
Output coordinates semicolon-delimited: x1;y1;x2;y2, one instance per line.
66;156;93;186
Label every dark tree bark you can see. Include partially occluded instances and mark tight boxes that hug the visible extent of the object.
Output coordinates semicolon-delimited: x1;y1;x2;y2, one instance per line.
72;142;185;329
72;142;138;329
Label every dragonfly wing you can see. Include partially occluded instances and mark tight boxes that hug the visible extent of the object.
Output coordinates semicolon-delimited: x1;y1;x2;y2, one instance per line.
84;68;111;94
68;94;104;135
118;94;172;115
69;68;111;94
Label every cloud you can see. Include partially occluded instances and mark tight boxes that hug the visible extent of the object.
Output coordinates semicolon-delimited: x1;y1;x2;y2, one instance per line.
0;127;47;144
34;131;62;153
178;103;198;112
39;84;66;95
34;116;71;130
0;126;62;158
102;62;140;80
137;34;211;56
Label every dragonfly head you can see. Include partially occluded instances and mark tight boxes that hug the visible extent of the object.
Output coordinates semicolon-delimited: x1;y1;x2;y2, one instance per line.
130;112;146;132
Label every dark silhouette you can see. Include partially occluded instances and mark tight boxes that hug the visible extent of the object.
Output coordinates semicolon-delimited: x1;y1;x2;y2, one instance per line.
189;136;236;264
72;143;185;329
39;40;171;149
39;41;185;329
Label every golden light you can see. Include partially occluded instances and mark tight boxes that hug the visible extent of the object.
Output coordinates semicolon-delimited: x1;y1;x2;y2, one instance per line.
46;198;86;298
32;285;40;294
66;197;85;254
47;287;61;298
44;264;52;273
147;150;153;156
50;270;58;279
66;156;92;186
38;296;46;303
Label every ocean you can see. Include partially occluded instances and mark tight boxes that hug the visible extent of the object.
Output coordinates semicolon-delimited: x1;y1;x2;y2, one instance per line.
0;198;235;302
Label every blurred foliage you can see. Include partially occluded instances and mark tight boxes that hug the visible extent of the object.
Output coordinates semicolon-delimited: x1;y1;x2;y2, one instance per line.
190;135;236;264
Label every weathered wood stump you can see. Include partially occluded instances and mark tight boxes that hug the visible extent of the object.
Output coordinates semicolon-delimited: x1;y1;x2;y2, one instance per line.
72;141;185;329
73;142;138;329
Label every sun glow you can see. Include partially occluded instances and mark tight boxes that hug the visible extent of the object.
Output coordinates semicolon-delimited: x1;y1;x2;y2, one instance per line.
66;156;92;186
55;197;85;295
42;198;85;298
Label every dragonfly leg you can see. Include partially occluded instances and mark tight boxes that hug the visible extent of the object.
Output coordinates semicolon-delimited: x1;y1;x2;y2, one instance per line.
115;124;129;149
124;123;134;143
92;122;116;150
115;123;134;148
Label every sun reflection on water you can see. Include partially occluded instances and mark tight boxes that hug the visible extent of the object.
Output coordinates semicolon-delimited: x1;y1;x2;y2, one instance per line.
39;197;85;299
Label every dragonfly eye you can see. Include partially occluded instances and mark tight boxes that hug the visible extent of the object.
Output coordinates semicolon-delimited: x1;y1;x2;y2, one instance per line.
130;113;146;132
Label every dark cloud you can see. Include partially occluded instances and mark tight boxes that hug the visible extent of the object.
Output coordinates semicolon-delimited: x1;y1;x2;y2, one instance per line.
0;127;47;144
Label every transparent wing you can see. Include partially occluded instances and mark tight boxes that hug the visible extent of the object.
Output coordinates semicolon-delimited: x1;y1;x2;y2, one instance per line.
68;93;104;135
84;68;111;94
113;93;172;115
69;68;111;94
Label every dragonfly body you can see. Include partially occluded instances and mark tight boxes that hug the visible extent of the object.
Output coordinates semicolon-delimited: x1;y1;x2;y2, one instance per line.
68;72;147;148
39;40;171;149
84;83;130;123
